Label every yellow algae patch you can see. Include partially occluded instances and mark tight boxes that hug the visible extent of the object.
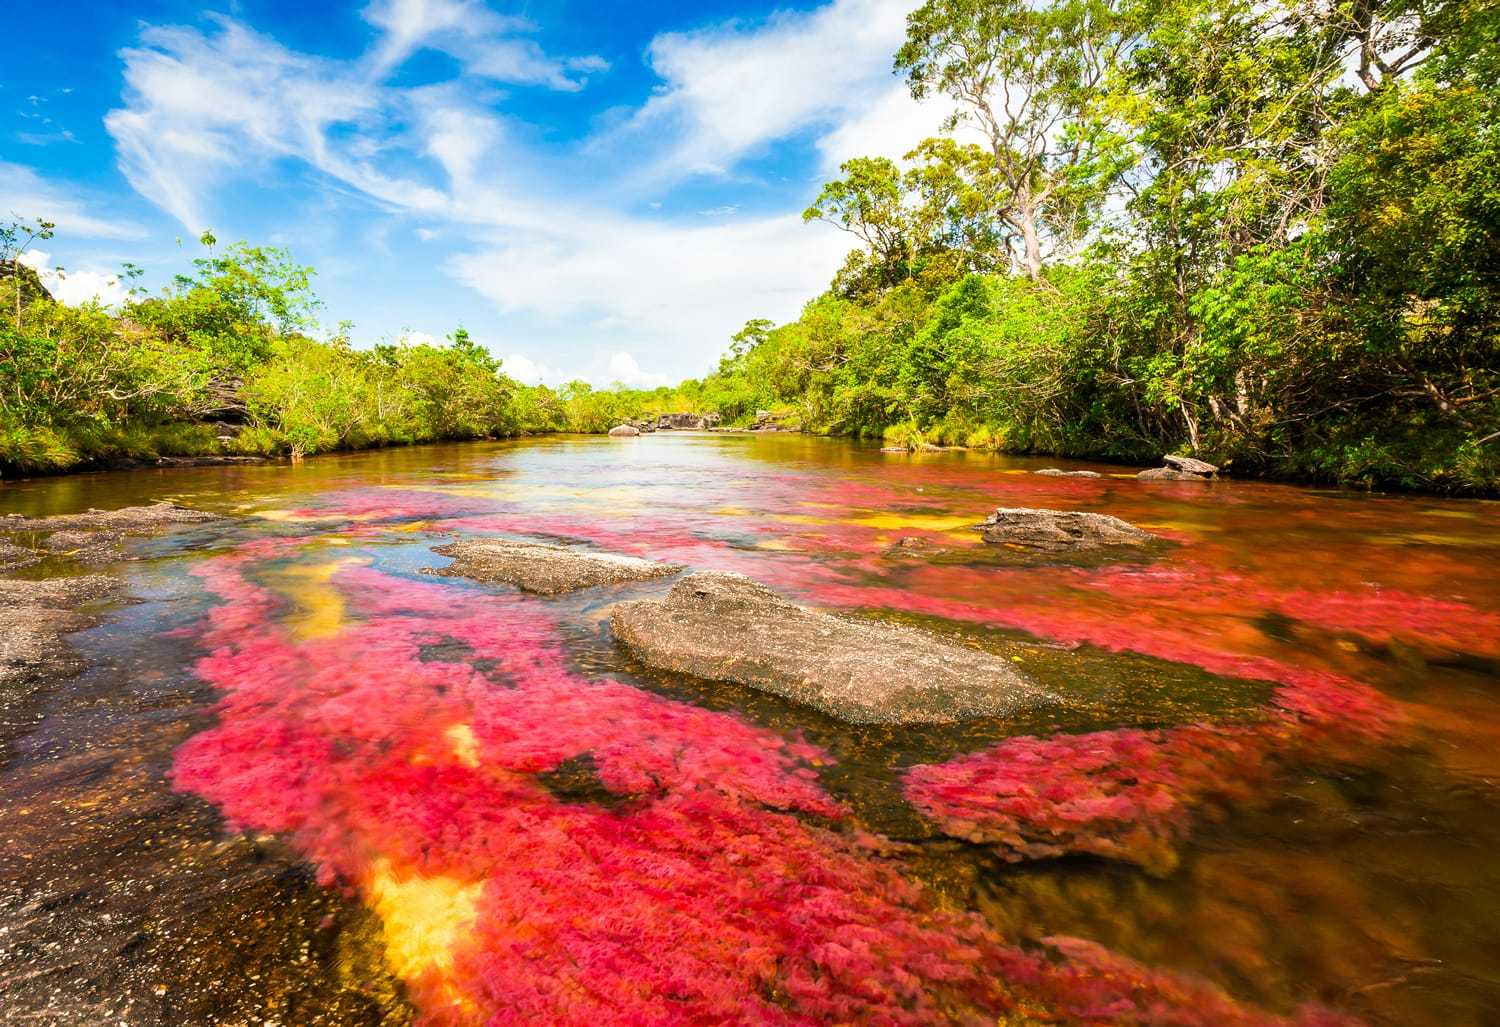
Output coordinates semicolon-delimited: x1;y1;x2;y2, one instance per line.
769;512;842;527
847;512;980;533
248;508;349;524
366;860;485;1020
446;724;481;768
411;724;482;768
263;557;370;640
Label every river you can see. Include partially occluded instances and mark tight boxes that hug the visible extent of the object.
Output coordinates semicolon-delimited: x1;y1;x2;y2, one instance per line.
1;433;1497;1025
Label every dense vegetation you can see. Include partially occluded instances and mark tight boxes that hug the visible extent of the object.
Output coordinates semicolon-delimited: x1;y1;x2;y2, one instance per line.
695;0;1498;491
2;0;1495;491
0;233;525;469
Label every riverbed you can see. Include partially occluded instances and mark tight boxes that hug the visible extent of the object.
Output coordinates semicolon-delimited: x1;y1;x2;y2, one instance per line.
1;433;1497;1025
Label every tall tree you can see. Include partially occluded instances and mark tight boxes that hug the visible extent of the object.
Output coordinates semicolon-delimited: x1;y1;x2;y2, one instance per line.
897;0;1136;279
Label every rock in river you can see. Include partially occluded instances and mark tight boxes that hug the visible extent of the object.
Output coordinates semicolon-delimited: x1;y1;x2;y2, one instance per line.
611;572;1059;725
1138;454;1219;481
432;537;682;595
0;575;120;689
1;502;222;564
1034;468;1103;478
2;501;221;533
608;424;641;437
979;507;1156;551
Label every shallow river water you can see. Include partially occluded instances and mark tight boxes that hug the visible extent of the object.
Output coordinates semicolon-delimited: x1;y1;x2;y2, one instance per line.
2;433;1498;1025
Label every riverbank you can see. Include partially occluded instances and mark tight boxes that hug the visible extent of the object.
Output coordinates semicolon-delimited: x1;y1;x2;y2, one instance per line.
5;421;1498;499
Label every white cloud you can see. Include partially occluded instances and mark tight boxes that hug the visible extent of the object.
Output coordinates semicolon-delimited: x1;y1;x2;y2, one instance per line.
616;0;912;179
499;349;668;389
104;14;589;234
815;83;953;169
106;18;393;231
447;213;849;372
18;249;128;307
0;161;145;240
361;0;607;90
400;330;438;346
501;351;568;386
96;1;948;381
596;351;672;389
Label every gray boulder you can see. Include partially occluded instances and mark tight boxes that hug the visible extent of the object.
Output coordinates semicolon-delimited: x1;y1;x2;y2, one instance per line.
431;538;681;595
1163;454;1219;475
607;424;640;437
1034;468;1103;478
979;507;1156;551
1138;454;1219;480
1138;466;1200;481
611;572;1059;725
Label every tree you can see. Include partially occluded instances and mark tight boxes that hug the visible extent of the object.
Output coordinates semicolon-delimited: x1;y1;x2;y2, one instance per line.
897;0;1137;279
804;158;917;294
1;216;56;328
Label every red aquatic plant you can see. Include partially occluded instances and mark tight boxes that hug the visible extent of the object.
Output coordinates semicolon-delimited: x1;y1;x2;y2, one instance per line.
174;539;1355;1025
903;654;1400;874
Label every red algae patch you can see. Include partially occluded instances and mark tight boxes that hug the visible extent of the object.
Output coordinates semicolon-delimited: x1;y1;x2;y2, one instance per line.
903;667;1401;875
172;538;1357;1026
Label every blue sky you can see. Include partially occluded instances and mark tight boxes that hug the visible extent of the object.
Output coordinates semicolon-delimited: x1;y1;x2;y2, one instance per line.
3;0;944;386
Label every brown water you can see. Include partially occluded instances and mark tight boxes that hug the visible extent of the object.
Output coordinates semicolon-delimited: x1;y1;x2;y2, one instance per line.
1;433;1497;1025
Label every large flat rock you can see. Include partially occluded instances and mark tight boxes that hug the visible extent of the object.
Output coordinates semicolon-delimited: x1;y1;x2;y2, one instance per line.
432;537;682;595
0;575;119;688
1;502;223;564
979;508;1156;551
611;572;1059;724
2;501;221;533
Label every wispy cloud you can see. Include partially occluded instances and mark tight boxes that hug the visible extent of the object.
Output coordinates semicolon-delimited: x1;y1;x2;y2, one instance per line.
361;0;607;89
0;160;145;240
611;0;912;180
90;0;946;383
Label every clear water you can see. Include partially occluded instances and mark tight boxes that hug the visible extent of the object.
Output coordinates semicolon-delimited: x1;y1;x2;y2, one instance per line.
1;433;1497;1025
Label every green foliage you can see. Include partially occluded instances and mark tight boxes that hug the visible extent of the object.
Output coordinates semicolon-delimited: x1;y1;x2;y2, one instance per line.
683;0;1495;493
0;236;529;473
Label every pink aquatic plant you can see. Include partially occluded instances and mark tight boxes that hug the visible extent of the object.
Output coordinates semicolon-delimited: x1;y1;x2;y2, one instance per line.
903;659;1401;874
174;538;1356;1025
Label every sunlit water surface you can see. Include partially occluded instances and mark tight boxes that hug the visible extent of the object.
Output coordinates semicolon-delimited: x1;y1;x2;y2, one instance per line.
2;434;1498;1025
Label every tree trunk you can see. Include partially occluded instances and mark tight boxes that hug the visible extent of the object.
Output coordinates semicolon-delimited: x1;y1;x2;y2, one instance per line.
1019;202;1044;282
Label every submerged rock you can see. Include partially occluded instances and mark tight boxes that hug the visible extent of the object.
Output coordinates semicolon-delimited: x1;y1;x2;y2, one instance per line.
611;572;1059;724
2;501;221;533
979;507;1156;551
1;502;221;564
1034;468;1103;478
0;539;40;571
431;537;682;595
0;575;119;689
1138;454;1219;481
607;424;640;437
